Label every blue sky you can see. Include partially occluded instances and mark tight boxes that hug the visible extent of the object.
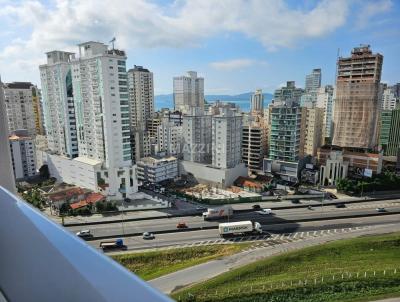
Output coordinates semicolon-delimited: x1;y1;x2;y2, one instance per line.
0;0;399;94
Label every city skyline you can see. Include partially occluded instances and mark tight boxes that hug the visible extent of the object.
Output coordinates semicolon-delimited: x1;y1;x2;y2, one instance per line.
0;0;399;95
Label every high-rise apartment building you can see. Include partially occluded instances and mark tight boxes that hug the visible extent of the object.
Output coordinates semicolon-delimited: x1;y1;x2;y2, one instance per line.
303;107;324;156
382;85;399;110
128;65;154;128
269;104;304;162
316;85;335;142
173;71;204;112
157;121;182;156
128;65;154;163
182;107;212;163
211;108;242;169
32;88;45;135
159;109;183;126
0;79;16;192
379;109;400;156
2;82;41;136
250;89;264;114
332;45;383;149
273;81;304;106
71;42;137;199
301;69;322;108
305;68;322;92
242;115;267;171
9;130;37;180
39;51;78;158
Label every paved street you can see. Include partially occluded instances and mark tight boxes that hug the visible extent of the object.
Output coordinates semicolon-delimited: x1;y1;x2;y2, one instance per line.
89;213;400;252
66;199;400;238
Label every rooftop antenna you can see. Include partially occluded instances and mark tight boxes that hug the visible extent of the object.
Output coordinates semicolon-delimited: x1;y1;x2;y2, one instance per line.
110;37;116;50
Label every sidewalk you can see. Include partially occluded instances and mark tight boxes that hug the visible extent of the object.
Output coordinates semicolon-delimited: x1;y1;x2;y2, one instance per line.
149;222;400;294
46;208;172;225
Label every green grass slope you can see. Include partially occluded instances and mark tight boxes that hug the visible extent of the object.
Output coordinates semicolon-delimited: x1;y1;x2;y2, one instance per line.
112;244;250;280
172;233;400;302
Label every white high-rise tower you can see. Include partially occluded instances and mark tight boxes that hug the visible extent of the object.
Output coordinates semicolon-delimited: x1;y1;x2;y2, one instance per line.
39;51;78;158
211;108;242;169
71;42;137;199
250;89;264;114
173;71;204;112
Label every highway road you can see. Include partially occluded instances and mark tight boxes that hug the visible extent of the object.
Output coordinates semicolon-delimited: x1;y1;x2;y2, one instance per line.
66;199;400;238
86;213;400;252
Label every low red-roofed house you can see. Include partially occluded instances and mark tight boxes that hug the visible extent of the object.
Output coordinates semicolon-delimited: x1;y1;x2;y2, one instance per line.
70;192;106;210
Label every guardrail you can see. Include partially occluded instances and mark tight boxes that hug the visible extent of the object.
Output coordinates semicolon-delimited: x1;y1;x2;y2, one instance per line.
0;186;173;302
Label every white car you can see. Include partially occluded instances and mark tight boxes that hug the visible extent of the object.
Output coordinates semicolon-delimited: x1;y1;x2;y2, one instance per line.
257;208;272;215
142;232;155;240
76;230;92;238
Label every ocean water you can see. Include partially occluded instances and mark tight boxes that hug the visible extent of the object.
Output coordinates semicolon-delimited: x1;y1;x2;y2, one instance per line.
155;93;273;112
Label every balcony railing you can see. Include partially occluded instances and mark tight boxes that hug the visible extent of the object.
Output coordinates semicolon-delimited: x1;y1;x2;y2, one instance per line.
0;186;172;302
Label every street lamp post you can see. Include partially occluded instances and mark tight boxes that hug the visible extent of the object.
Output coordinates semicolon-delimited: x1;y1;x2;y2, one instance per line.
121;199;125;236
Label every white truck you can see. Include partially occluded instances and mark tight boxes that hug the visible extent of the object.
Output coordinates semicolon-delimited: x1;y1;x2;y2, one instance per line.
218;221;263;237
202;206;233;220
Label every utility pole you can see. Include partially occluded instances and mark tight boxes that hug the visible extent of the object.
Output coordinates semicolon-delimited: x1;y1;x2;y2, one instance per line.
121;199;125;236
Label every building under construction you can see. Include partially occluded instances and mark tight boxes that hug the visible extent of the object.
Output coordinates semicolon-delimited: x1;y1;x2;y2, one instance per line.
332;45;383;149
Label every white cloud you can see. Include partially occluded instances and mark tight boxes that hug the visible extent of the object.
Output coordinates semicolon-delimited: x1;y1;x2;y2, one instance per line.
354;0;393;29
210;59;261;71
0;0;371;84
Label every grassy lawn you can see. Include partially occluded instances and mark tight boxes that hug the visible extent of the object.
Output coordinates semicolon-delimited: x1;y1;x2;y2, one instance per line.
112;243;251;281
172;232;400;302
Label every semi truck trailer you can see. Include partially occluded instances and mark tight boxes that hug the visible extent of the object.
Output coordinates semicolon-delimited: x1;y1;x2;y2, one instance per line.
99;239;127;251
203;206;233;220
218;221;262;237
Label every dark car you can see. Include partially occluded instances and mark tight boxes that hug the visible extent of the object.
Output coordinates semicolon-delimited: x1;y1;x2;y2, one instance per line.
176;222;188;229
327;193;338;199
291;199;300;204
335;203;346;208
252;204;261;210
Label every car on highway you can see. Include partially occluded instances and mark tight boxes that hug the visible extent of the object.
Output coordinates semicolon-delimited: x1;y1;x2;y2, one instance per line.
376;207;386;213
335;203;346;208
176;222;188;229
196;206;206;211
257;208;272;215
76;230;92;238
142;232;155;240
252;204;261;210
291;199;300;204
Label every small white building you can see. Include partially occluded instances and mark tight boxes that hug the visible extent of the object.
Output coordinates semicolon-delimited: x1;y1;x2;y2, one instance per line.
137;156;178;183
179;160;248;188
319;151;349;186
9;130;37;180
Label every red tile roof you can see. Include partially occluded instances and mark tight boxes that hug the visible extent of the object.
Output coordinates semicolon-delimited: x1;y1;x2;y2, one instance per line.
70;193;105;209
48;187;87;202
86;192;105;204
242;180;263;189
70;200;89;210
